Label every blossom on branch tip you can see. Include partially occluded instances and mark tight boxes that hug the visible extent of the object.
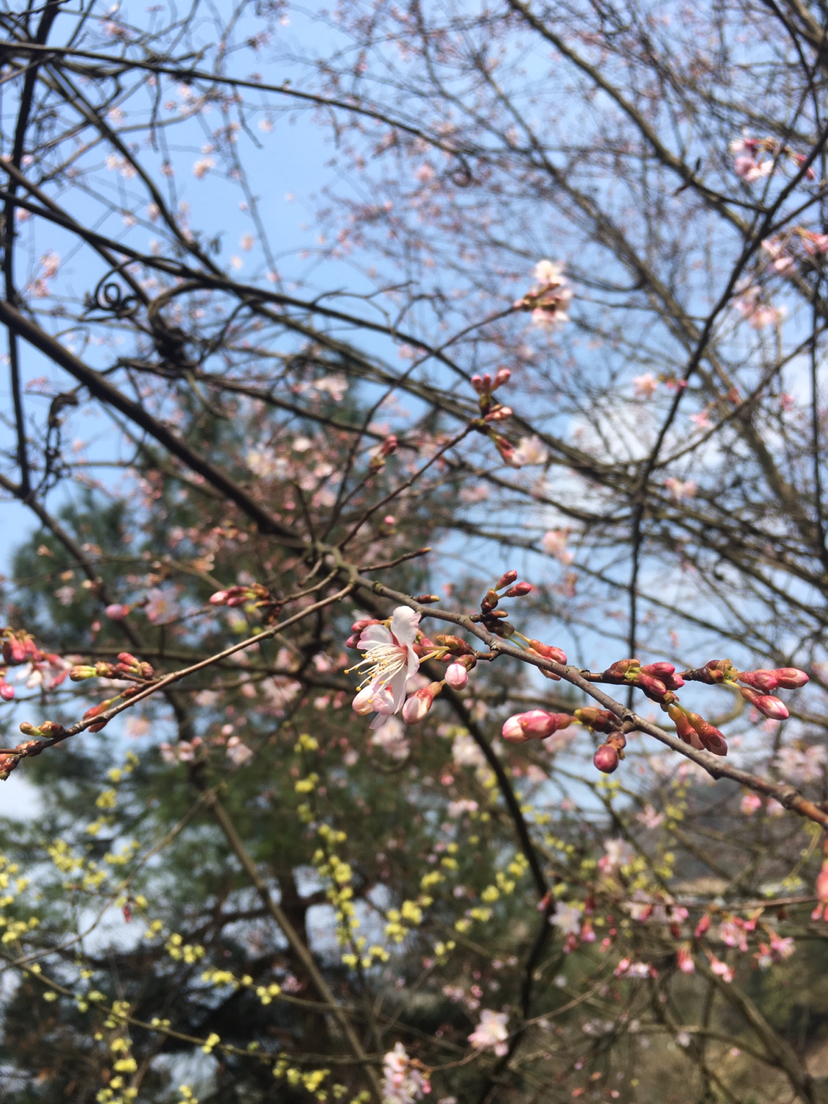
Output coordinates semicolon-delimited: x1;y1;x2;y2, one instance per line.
501;710;573;743
349;607;421;726
382;1042;430;1104
468;1009;509;1056
512;435;548;466
738;685;789;720
593;744;619;773
445;662;469;690
632;373;658;398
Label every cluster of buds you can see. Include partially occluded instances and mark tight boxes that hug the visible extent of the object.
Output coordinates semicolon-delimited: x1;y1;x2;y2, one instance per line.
731;134;816;184
601;658;684;705
210;583;281;623
78;685;144;732
470;570;533;638
70;652;155;684
3;725;67;776
682;659;808;721
469;368;522;466
0;628;69;700
513;260;572;331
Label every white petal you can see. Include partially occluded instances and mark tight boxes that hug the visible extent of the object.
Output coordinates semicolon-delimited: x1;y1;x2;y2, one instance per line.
358;624;393;649
390;606;421;644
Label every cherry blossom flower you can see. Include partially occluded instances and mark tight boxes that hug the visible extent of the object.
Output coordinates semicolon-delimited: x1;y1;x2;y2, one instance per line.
550;902;583;935
599;838;635;872
665;477;697;502
515;260;573;331
735;284;786;328
382;1043;430;1103
636;804;664;829
740;792;762;816
350;607;421;727
541;529;574;564
447;798;479;818
468;1010;509;1056
614;958;653;978
452;732;486;768
632;373;658;398
707;952;734;982
512;435;548;466
226;736;254;766
246;448;288;479
370;716;410;759
192;157;215;178
734;155;773;183
145;587;181;625
774;744;827;785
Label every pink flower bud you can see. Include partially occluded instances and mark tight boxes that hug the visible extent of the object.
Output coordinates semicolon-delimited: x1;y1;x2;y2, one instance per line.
739;686;789;719
641;662;676;678
677;945;695;974
502;715;530;743
471;374;486;393
527;639;567;665
0;681;14;701
345;633;361;648
484;406;512;422
605;658;640;678
445;663;469;689
492;367;511;389
104;603;130;620
636;673;668;700
495;570;518;589
593;744;619;773
351;618;380;633
510;709;570;738
352;686;377;715
402;686;436;724
667;706;703;749
774;667;809;689
379;434;398;457
495;439;521;467
737;669;778;691
504;582;532;597
694;913;711;938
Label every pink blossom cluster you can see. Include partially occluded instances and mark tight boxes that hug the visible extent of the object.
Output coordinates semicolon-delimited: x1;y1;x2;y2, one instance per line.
514;259;573;331
0;627;70;701
730;133;815;185
381;1043;430;1103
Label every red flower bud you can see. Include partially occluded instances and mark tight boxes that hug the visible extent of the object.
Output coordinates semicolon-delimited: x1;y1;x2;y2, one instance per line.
694;913;711;938
739;686;789;720
593;744;619;773
684;711;728;754
636;673;668;700
605;658;640;679
574;707;618;733
0;754;19;779
774;667;809;689
504;582;532;597
737;669;778;691
495;570;518;590
527;639;568;665
492;367;511;390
